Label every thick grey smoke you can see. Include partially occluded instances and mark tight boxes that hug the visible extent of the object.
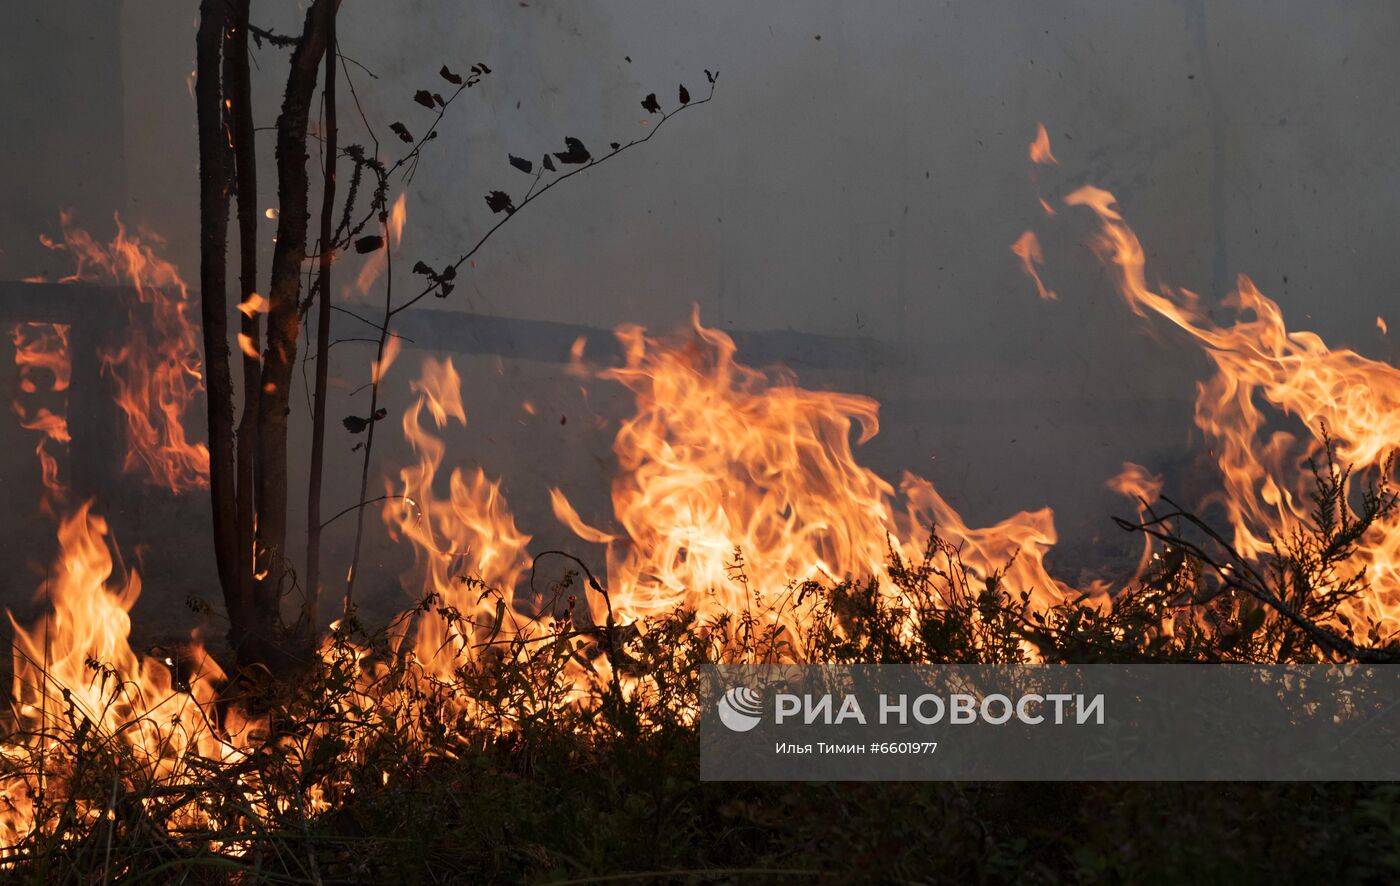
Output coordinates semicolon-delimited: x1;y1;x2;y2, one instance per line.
2;1;1397;630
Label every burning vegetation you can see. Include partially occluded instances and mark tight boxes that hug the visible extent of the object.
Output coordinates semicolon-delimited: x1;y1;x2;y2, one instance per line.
1;5;1399;882
2;156;1399;876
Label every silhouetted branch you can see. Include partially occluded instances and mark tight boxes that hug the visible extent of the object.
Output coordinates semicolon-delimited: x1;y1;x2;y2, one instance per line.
1114;492;1400;664
247;23;299;49
391;75;720;318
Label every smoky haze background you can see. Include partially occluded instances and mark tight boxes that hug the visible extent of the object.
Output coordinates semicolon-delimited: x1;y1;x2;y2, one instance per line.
1;1;1397;636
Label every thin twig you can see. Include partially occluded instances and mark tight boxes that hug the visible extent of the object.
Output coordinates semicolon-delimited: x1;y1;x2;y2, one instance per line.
391;77;719;319
317;494;406;531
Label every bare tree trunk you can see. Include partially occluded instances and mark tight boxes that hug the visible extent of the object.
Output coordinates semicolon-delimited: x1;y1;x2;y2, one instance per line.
253;0;331;662
195;0;239;633
304;0;338;632
227;0;260;648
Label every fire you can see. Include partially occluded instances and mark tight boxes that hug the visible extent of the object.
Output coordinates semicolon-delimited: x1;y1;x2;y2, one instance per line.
1105;462;1166;590
0;218;228;853
381;315;1083;693
38;214;209;494
1061;182;1400;632
1029;122;1056;166
9;323;71;513
1010;230;1055;301
372;334;403;384
382;357;534;688
1003;120;1399;637
543;310;1077;650
577;316;901;625
237;292;267;318
4;117;1399;854
238;292;268;362
0;502;243;853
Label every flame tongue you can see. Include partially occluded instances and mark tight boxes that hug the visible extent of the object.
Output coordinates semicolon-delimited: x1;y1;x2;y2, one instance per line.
384;357;533;680
1064;183;1400;632
596;315;898;625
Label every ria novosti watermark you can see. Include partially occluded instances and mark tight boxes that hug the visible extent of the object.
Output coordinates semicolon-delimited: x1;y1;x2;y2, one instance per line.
699;665;1400;781
765;688;1104;727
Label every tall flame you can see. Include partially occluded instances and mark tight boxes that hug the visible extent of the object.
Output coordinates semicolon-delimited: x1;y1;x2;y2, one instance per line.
383;357;533;682
1010;230;1055;301
0;503;240;851
1062;183;1400;631
355;193;408;298
39;214;209;494
1029;122;1057;166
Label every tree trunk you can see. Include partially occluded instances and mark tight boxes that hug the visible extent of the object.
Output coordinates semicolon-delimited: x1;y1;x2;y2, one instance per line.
227;0;260;649
194;0;239;639
305;0;338;631
253;0;331;663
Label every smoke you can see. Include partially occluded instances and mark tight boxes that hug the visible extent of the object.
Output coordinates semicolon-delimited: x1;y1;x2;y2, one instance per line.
1;1;1397;625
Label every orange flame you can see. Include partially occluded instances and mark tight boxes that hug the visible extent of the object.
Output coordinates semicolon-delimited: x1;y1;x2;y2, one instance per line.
0;503;243;851
40;214;209;494
9;323;72;513
1106;461;1165;586
371;334;403;385
1010;230;1056;300
382;312;1082;690
1062;183;1400;633
1029;122;1057;165
237;292;267;318
547;308;1077;646
2;239;239;847
382;357;533;684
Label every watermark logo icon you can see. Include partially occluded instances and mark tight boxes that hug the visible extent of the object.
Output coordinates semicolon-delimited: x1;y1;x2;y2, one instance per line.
717;686;763;732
